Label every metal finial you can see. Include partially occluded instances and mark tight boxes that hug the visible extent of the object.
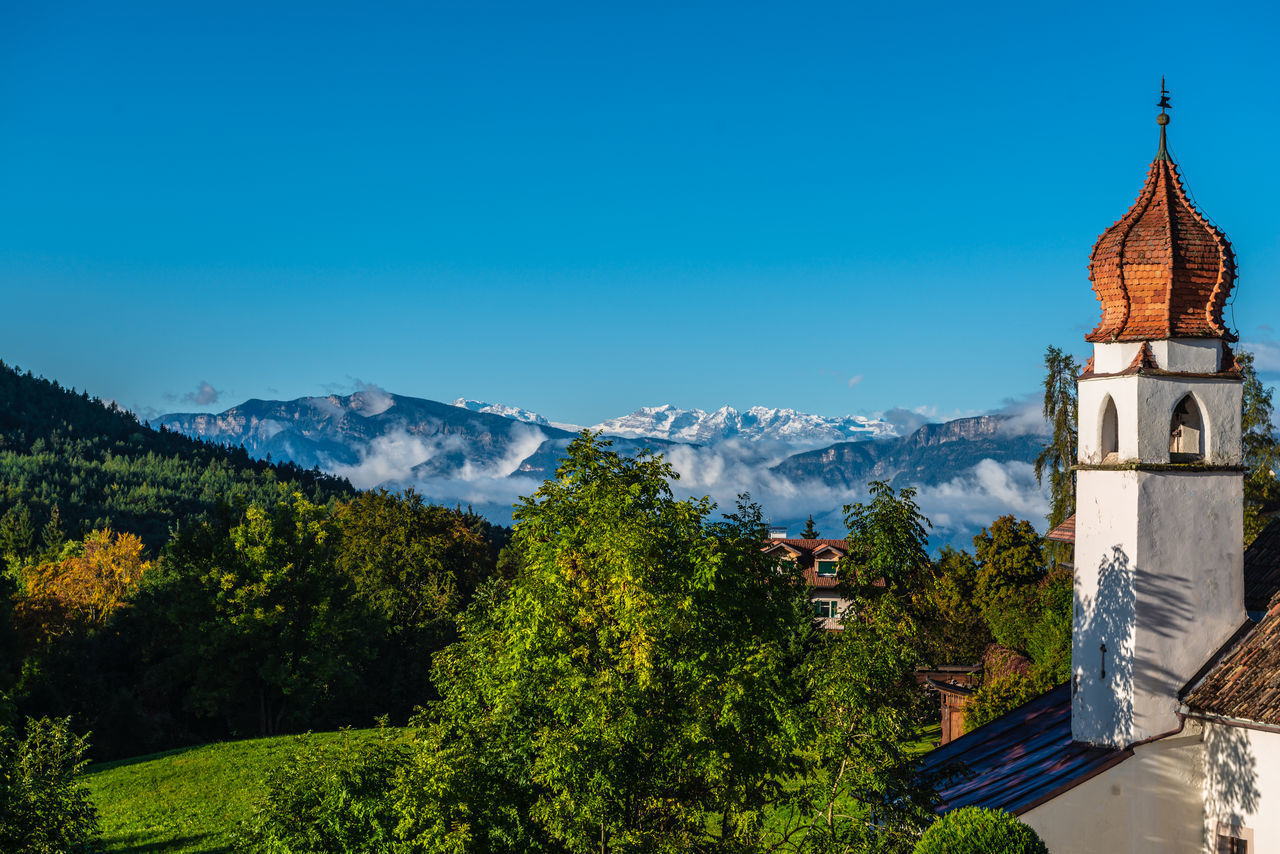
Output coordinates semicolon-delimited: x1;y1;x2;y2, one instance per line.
1156;78;1171;161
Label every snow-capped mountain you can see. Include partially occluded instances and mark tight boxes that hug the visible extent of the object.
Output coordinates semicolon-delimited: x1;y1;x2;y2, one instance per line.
590;404;896;446
156;390;1049;546
451;398;551;427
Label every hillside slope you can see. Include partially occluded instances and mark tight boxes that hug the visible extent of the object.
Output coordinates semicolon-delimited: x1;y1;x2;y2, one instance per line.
85;728;402;853
0;360;353;553
771;415;1045;488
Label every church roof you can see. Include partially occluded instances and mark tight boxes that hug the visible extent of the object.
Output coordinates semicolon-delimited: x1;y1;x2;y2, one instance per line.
918;685;1129;815
1085;107;1236;343
1182;603;1280;725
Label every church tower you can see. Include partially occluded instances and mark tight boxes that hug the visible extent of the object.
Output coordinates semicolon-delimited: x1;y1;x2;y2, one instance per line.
1071;87;1246;748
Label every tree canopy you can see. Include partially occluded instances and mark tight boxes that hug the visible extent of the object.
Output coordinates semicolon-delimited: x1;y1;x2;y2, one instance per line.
396;434;815;853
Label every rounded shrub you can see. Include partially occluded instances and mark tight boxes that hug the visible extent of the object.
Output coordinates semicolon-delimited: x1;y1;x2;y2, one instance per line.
914;806;1048;854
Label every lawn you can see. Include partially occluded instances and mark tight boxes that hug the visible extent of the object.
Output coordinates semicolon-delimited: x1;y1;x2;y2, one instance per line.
83;728;398;854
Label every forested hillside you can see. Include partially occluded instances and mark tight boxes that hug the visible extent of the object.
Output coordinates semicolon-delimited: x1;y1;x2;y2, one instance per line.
0;360;353;556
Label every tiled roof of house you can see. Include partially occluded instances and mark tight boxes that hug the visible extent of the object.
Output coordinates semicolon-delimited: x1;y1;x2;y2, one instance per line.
1045;515;1076;543
918;685;1129;815
1085;115;1236;344
763;537;847;588
1182;606;1280;724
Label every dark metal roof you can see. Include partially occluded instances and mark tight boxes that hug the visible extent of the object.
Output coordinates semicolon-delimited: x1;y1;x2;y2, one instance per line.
918;684;1129;815
1244;518;1280;613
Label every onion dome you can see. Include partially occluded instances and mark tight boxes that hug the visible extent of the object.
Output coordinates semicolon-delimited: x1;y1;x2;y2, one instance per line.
1086;90;1236;343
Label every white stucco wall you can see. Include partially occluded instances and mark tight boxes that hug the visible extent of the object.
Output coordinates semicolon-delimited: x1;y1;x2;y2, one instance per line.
1094;341;1148;374
1153;339;1223;373
1073;469;1140;746
1078;374;1242;465
1023;723;1207;854
1202;721;1280;852
1092;339;1223;375
1073;471;1245;746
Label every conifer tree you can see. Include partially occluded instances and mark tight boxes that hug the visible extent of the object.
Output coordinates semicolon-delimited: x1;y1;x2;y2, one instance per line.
1239;350;1280;544
801;514;819;539
1034;346;1079;537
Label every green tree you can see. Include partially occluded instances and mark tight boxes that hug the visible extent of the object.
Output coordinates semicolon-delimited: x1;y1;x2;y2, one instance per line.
333;489;490;632
916;547;992;666
394;434;812;853
331;489;498;719
913;806;1047;854
0;716;100;853
972;517;1044;603
959;517;1071;728
842;481;931;594
1239;350;1280;544
0;507;35;574
154;492;367;737
763;482;937;853
800;515;819;539
239;723;408;854
1034;346;1078;540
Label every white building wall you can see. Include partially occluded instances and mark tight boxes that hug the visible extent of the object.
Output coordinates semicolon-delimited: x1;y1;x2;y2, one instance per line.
1153;339;1223;373
1092;339;1222;375
1023;723;1207;854
1078;374;1241;465
1131;475;1244;739
1072;469;1245;746
1202;721;1280;852
1073;469;1140;746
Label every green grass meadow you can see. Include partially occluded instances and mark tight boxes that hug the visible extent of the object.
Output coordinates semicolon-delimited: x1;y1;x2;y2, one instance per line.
84;728;393;854
84;723;941;853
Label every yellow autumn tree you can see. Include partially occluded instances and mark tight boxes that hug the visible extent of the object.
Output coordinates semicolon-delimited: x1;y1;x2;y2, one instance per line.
16;529;151;641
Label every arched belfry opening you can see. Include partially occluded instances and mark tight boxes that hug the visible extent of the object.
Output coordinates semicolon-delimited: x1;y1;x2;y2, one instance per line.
1100;396;1119;462
1169;394;1205;462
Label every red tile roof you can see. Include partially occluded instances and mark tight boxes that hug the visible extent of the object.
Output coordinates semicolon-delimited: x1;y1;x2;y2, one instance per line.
1045;515;1076;544
1182;610;1280;724
1085;119;1236;344
763;537;847;589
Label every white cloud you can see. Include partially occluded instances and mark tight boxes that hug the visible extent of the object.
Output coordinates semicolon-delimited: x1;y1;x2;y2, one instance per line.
1242;340;1280;375
182;380;221;407
994;394;1050;437
914;459;1049;541
847;374;865;388
352;381;395;417
329;429;460;489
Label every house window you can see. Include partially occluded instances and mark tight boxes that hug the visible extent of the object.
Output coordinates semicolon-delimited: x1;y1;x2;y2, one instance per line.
816;560;839;577
1215;823;1253;853
1170;394;1205;462
1100;395;1118;462
812;599;838;619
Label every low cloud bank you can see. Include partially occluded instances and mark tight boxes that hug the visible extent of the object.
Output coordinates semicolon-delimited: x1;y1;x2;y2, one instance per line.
329;422;548;512
327;415;1049;548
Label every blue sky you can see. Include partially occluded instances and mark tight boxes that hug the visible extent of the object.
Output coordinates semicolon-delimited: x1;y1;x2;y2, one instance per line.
4;0;1280;426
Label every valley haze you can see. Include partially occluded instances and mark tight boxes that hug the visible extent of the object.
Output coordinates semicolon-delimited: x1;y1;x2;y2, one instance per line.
156;388;1051;547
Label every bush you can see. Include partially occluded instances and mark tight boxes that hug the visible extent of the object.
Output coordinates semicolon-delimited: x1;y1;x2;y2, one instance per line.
0;716;101;853
962;672;1048;731
238;723;409;853
914;806;1048;854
